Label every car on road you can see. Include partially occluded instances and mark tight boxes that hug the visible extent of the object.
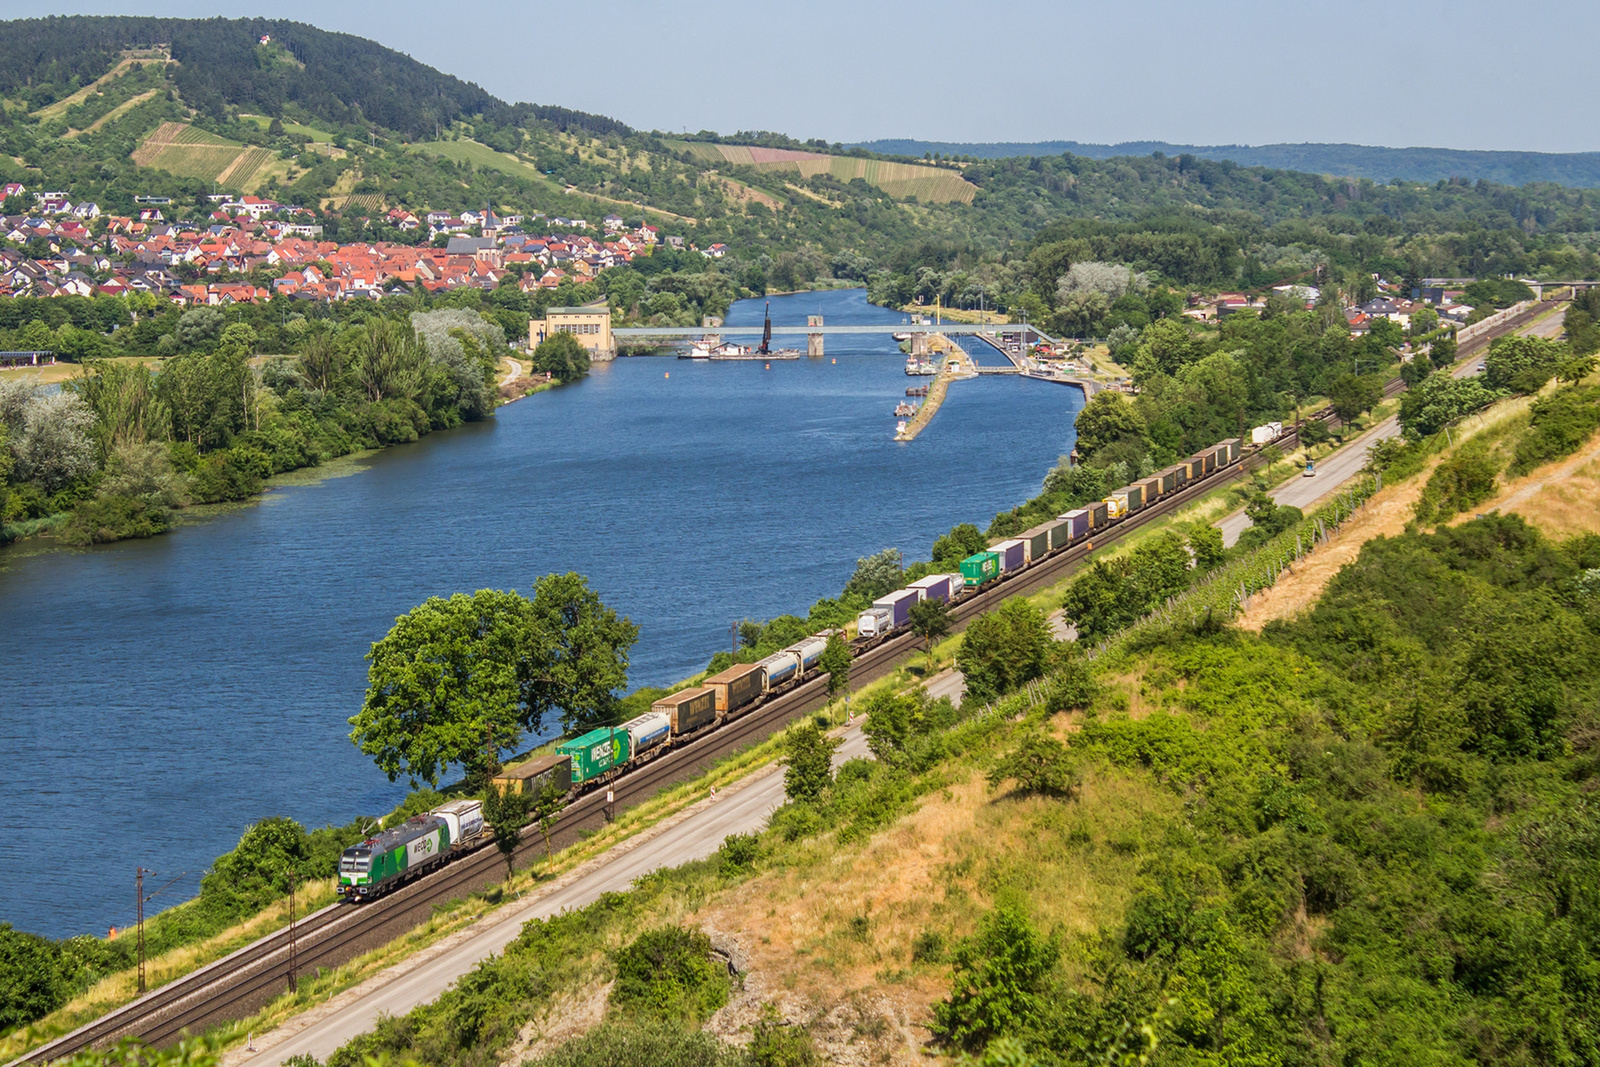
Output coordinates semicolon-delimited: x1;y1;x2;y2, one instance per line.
1475;362;1486;373
1303;460;1317;477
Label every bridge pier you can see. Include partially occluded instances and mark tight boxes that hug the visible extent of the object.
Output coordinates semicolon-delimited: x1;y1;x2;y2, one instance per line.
807;315;824;357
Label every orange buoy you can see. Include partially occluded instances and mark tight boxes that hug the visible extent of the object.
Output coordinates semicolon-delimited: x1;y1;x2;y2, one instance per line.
765;362;771;369
664;372;669;378
831;358;836;364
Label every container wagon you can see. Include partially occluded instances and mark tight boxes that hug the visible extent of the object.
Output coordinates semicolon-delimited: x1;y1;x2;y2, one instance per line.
560;727;631;786
1250;422;1282;445
1086;501;1110;529
1058;509;1089;543
1138;475;1163;506
431;799;484;846
622;710;672;754
786;636;828;674
653;687;717;736
491;754;572;797
703;663;763;717
1220;437;1242;464
960;550;1000;587
909;573;954;603
861;588;920;636
993;539;1027;572
756;649;802;689
1157;468;1179;495
1019;525;1051;563
1104;496;1127;520
339;815;451;901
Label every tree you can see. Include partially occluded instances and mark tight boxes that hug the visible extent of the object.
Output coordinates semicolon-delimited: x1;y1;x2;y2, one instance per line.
841;547;903;600
1399;373;1502;439
522;572;639;734
819;632;853;704
1485;334;1569;394
531;331;591;383
482;782;533;883
908;596;951;673
932;523;988;566
1187;523;1226;572
0;923;73;1031
348;590;533;788
1328;373;1383;424
8;389;97;491
957;597;1051;703
783;720;839;803
531;779;565;868
1072;391;1146;458
932;906;1059;1050
352;318;426;402
987;726;1080;798
1429;333;1459;370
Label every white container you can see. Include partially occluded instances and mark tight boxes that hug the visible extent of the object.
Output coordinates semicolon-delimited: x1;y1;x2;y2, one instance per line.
622;711;672;753
856;606;893;638
1250;421;1283;445
431;799;484;845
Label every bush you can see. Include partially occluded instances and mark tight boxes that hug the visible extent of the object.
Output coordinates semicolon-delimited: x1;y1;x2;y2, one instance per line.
1484;334;1568;394
187;448;265;503
1413;438;1502;525
0;923;73;1031
987;726;1081;798
957;597;1053;702
57;493;171;545
526;1019;744;1067
932;907;1059;1050
1509;385;1600;476
609;927;729;1024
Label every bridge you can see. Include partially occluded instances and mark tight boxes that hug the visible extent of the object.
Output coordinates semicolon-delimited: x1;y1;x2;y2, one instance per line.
611;322;1057;342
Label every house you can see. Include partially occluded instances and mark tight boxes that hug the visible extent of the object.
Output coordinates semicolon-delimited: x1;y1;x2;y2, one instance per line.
701;242;728;259
665;235;685;250
529;302;614;358
1;183;24;201
602;214;625;232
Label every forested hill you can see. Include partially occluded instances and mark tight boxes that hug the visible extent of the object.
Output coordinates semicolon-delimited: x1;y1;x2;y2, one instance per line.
859;138;1600;188
0;16;625;140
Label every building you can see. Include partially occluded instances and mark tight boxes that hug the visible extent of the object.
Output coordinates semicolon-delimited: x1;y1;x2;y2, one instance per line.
529;302;614;358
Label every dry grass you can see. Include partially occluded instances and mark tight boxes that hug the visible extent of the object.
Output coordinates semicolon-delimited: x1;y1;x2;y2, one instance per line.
675;142;977;204
33;58;140;120
1458;433;1600;539
64;89;159;137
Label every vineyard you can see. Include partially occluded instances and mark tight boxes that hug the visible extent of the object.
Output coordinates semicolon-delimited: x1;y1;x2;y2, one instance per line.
673;142;977;204
130;122;284;190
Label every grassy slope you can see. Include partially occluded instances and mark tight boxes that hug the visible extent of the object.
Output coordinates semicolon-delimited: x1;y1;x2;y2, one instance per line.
670;140;977;204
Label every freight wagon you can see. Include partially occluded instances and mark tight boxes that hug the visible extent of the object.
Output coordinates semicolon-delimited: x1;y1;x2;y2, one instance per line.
756;648;802;688
1250;422;1283;445
860;588;920;637
703;663;763;716
492;754;572;797
960;550;1001;587
909;573;954;603
993;539;1027;573
339;815;452;901
560;727;631;785
1019;524;1052;563
654;687;717;735
622;710;672;754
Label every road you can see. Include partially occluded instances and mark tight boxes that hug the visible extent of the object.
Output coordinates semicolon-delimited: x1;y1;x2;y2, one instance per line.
229;727;872;1067
1218;308;1556;546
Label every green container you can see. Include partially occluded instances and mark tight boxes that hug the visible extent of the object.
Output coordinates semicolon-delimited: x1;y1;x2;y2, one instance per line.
559;727;632;785
960;551;1000;587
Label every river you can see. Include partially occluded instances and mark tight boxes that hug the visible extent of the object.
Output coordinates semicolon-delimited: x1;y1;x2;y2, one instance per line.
0;288;1083;938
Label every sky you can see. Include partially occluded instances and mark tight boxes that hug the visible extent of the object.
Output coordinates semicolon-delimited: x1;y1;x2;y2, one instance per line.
6;0;1599;154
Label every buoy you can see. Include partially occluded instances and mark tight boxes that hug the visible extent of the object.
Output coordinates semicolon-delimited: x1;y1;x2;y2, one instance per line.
831;358;836;364
765;362;771;369
664;372;669;378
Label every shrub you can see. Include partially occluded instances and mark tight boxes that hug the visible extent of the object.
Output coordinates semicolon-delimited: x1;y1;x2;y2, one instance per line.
932;907;1059;1050
1509;385;1600;476
609;926;729;1025
1413;438;1502;525
987;726;1081;798
57;493;171;545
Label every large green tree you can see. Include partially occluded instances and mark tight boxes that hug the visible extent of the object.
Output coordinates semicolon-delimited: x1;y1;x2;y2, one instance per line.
522;572;639;734
531;331;591;383
349;589;534;787
956;597;1052;702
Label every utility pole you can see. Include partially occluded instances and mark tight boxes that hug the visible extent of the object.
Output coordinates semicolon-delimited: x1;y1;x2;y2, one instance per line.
136;867;147;995
730;620;738;655
286;869;298;994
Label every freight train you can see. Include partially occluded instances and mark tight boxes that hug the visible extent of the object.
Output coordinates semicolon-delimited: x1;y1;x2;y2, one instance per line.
338;429;1278;902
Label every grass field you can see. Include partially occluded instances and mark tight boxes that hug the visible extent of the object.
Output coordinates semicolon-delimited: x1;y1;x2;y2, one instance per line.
239;113;338;143
671;141;977;204
412;138;563;191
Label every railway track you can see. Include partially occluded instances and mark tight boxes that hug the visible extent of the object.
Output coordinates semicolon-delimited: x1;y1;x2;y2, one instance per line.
13;295;1557;1066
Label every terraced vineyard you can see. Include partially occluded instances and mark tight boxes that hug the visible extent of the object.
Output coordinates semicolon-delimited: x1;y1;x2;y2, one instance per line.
131;122;283;190
672;142;977;203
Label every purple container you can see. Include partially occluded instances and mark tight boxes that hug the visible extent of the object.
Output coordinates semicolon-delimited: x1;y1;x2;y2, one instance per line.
1058;509;1089;542
994;539;1027;572
872;588;922;628
909;574;952;604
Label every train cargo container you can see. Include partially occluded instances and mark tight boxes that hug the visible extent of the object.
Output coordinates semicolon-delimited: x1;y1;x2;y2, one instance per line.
1220;437;1242;464
873;588;922;630
560;727;631;785
786;636;828;674
1138;475;1163;505
1087;501;1110;529
941;573;966;599
431;799;484;845
1112;485;1144;512
1019;525;1052;563
339;815;450;900
1058;509;1089;542
756;649;802;689
961;550;1001;586
1250;422;1282;445
1040;520;1069;553
703;663;764;715
855;606;893;639
622;711;672;753
1157;468;1179;495
1104;496;1127;520
909;573;954;603
654;687;717;735
1172;461;1193;486
1212;443;1231;468
1192;452;1215;475
994;539;1027;572
492;753;572;798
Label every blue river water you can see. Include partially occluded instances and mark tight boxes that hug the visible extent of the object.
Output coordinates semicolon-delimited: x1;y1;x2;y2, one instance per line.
0;288;1083;938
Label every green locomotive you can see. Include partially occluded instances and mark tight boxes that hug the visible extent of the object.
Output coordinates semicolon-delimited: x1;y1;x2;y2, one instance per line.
338;814;452;901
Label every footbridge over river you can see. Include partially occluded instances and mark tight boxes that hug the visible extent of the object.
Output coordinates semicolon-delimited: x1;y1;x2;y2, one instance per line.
612;321;1058;351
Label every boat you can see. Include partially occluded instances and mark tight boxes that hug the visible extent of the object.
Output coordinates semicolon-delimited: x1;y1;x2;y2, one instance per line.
895;419;909;435
905;356;936;376
894;401;918;417
892;332;911;342
906;385;929;397
751;300;802;359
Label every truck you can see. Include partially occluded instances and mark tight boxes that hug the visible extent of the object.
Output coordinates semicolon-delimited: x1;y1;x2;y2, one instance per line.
559;727;631;786
960;550;1001;587
338;815;451;901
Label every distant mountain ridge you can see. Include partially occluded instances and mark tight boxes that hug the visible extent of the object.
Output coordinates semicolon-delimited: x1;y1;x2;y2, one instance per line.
855;139;1600;188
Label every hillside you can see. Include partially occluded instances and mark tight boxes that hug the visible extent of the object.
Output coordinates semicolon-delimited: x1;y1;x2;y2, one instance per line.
859;138;1600;188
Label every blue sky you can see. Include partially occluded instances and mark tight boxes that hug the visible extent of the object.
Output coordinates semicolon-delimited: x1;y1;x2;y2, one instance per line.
6;0;1597;153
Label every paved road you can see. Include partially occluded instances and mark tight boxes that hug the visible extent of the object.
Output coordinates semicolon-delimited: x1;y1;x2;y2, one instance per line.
233;727;871;1067
1218;311;1557;546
